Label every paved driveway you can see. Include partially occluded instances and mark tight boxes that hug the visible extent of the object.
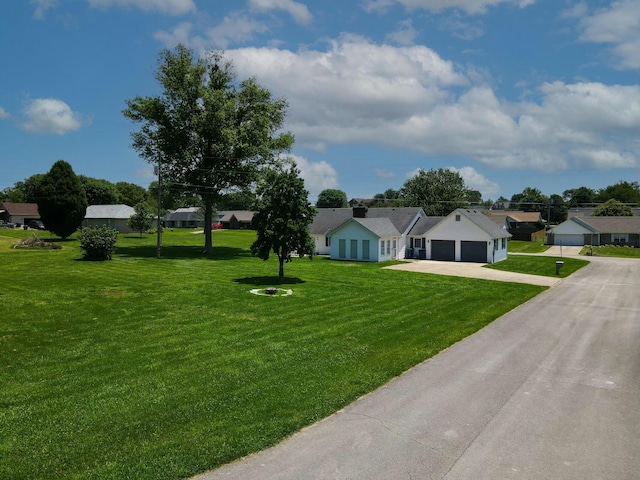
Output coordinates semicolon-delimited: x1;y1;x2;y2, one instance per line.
196;256;640;480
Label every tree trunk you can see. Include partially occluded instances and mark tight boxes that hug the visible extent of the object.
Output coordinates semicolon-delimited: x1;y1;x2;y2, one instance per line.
278;255;285;283
203;201;213;254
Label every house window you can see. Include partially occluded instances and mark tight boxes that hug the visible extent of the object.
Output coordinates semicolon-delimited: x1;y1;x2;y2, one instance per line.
455;215;461;221
386;240;390;255
501;238;506;249
339;239;346;259
325;236;331;247
363;240;370;260
350;239;358;259
380;240;385;256
612;233;628;244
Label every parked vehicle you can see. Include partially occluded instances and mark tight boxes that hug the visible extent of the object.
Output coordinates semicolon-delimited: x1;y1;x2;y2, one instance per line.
28;220;46;230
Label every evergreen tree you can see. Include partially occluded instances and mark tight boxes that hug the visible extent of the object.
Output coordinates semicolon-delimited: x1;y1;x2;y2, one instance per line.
251;162;316;283
36;160;87;239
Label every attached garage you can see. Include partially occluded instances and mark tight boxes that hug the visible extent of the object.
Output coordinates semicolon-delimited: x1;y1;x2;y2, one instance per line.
554;234;585;246
431;240;455;261
461;241;487;263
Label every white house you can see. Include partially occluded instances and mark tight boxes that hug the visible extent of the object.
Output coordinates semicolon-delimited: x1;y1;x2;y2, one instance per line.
418;209;511;263
548;216;640;247
83;204;136;233
328;217;402;262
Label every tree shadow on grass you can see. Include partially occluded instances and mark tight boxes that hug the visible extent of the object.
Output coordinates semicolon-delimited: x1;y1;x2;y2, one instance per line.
115;245;251;260
233;276;306;286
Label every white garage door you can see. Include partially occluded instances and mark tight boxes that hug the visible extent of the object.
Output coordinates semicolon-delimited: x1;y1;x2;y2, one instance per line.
556;234;584;246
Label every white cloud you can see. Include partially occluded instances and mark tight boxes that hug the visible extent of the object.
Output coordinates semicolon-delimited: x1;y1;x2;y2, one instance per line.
289;155;339;198
87;0;196;16
386;19;419;46
20;98;86;135
225;38;638;174
205;12;269;49
448;166;500;197
0;106;9;119
439;12;484;40
575;0;640;70
31;0;57;19
363;0;535;15
249;0;312;25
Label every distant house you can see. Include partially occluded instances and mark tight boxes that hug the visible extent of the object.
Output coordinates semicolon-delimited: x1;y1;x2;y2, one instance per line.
83;205;136;233
487;210;545;241
164;207;204;228
416;209;511;263
329;217;402;262
220;211;255;229
0;202;40;226
547;216;640;247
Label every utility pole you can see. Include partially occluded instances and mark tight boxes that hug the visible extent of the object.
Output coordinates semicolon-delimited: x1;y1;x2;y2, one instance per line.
154;161;162;259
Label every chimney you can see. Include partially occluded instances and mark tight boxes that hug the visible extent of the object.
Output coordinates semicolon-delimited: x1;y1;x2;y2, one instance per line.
353;205;367;218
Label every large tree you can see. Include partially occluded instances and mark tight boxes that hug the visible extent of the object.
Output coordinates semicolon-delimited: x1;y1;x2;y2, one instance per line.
596;181;640;205
511;187;548;213
316;189;348;208
1;174;45;203
251;162;316;283
592;199;634;216
128;202;154;236
399;168;469;216
124;45;293;254
36;160;87;239
79;176;120;205
563;186;596;207
547;194;568;224
115;182;148;207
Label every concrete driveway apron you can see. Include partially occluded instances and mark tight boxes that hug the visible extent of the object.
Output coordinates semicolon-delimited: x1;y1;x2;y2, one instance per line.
195;256;640;480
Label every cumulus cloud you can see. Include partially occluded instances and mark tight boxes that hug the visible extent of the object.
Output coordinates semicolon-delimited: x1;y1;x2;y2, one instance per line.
87;0;196;15
0;106;9;119
20;98;87;135
288;155;339;198
575;0;640;70
363;0;535;15
223;37;639;174
386;19;419;45
448;166;500;197
249;0;312;25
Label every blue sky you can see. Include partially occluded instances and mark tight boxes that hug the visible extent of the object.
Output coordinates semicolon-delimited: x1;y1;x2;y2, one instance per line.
1;0;638;203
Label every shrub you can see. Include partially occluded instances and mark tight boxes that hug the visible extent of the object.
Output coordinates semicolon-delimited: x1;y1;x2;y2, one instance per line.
78;226;118;260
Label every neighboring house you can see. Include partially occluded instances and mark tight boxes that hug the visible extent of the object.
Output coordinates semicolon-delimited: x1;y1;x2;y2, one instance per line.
83;204;136;233
164;207;204;228
0;202;40;226
547;216;640;247
310;206;425;260
416;209;511;263
487;210;544;241
406;216;445;259
220;211;255;229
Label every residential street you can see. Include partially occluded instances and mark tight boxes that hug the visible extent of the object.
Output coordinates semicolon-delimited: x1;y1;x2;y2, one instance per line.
196;256;640;480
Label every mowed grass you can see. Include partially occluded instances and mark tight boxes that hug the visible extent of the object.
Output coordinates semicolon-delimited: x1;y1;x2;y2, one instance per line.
508;240;550;254
580;244;640;258
485;254;589;277
1;229;545;479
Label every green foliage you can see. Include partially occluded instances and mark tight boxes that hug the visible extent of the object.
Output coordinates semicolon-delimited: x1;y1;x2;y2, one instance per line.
563;186;596;206
400;168;469;216
124;45;293;254
79;176;121;205
128;202;154;236
0;174;45;203
316;189;348;208
510;186;548;214
216;188;257;210
592;198;634;216
251;162;316;282
548;193;568;224
596;180;640;205
78;225;119;260
115;182;148;207
36;160;88;239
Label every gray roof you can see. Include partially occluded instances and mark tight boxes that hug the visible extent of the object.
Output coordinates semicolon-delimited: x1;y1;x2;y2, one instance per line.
330;217;400;238
85;204;135;219
572;216;640;234
456;209;512;239
309;207;423;236
220;211;256;223
408;216;445;235
164;207;202;222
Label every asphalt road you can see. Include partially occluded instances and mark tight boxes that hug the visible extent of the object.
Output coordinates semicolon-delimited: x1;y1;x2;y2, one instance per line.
195;256;640;480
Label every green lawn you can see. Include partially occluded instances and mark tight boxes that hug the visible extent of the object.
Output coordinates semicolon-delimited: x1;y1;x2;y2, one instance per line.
1;229;546;479
508;240;550;254
485;254;589;277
